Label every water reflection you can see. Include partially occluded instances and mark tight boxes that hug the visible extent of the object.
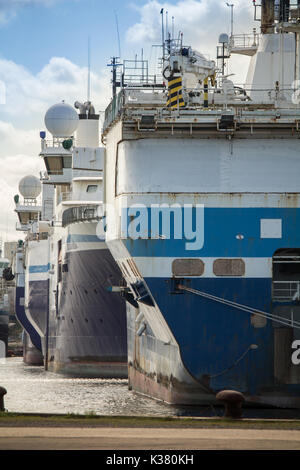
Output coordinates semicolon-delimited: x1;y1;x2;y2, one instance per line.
0;358;173;416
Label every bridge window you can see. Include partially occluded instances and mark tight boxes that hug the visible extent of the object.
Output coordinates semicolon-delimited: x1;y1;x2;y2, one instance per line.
86;185;98;193
272;249;300;301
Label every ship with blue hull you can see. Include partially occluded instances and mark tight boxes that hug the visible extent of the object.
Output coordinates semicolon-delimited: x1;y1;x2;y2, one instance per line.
14;179;45;365
13;239;44;365
103;1;300;407
0;256;11;358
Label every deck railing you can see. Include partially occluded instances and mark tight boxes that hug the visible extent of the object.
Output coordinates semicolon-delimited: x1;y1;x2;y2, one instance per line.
62;205;100;228
273;281;300;302
229;33;259;50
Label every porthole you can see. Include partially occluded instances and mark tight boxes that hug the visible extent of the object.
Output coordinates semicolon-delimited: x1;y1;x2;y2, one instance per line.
172;259;204;277
213;259;245;277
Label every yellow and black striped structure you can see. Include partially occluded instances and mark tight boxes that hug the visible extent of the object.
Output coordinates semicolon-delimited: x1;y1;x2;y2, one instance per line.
167;76;185;109
204;77;209;108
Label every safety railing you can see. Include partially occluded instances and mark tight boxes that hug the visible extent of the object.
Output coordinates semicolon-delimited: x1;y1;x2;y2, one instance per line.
103;91;124;131
273;281;300;301
62;205;100;228
229;33;259;50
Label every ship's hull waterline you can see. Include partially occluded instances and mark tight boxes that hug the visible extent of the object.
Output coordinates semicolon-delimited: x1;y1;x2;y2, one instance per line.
23;331;44;366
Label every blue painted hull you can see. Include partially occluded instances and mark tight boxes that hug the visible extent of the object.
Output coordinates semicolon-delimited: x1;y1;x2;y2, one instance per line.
119;205;300;407
127;276;300;406
15;285;43;352
145;277;273;393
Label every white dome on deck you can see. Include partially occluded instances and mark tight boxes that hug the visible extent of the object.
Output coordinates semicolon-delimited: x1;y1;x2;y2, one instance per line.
19;175;41;199
44;101;79;138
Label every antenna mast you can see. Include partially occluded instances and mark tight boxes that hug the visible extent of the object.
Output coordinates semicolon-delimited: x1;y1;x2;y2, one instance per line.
114;10;122;58
87;36;91;102
161;8;165;62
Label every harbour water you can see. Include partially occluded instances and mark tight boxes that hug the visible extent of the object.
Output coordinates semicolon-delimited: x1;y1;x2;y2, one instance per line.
2;358;300;420
0;357;238;418
0;358;175;416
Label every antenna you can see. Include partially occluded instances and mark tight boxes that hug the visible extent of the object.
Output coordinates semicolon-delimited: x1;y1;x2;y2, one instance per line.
166;10;168;39
114;10;122;58
87;36;91;102
226;3;234;38
107;57;122;98
161;8;165;61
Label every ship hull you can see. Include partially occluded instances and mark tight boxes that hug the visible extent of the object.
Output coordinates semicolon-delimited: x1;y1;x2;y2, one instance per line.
103;130;300;407
22;239;49;356
47;243;127;378
125;276;300;407
116;203;300;407
16;284;44;354
23;331;44;366
24;225;127;378
0;310;8;358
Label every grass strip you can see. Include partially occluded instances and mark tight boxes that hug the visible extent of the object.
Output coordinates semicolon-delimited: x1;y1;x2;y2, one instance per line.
1;412;300;430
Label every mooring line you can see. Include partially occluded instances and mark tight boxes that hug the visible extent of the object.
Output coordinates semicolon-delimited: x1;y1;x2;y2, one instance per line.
178;285;300;330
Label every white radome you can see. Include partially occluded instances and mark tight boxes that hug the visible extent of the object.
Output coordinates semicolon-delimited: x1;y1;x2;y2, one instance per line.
19;175;42;199
44;101;79;137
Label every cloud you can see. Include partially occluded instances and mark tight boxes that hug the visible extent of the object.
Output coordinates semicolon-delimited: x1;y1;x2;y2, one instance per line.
126;0;255;82
0;56;111;125
0;152;44;240
0;120;44;238
0;121;40;156
127;0;253;45
0;55;112;239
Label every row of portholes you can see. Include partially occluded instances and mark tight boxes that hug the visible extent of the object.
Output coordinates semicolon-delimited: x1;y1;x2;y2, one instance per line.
57;316;103;323
62;289;99;296
172;258;246;277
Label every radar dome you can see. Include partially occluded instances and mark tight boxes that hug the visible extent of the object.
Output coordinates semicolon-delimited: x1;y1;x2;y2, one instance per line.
44;101;79;137
219;33;229;44
19;175;42;199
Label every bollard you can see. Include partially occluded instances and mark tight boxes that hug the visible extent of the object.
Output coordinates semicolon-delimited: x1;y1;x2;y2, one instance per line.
0;386;7;411
216;390;245;419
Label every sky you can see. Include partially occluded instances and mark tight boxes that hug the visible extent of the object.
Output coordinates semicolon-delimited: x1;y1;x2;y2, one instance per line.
0;0;256;241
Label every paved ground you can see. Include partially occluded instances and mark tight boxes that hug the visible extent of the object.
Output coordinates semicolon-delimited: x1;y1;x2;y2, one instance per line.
1;426;300;450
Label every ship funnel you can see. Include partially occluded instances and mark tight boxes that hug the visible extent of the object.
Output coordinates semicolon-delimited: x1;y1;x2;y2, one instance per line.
74;100;99;148
261;0;275;34
74;101;96;118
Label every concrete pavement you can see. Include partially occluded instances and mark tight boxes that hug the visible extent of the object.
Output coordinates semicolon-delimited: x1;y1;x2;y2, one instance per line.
1;426;300;450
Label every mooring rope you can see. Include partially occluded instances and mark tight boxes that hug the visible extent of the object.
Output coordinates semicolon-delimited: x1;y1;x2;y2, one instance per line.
177;284;300;330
